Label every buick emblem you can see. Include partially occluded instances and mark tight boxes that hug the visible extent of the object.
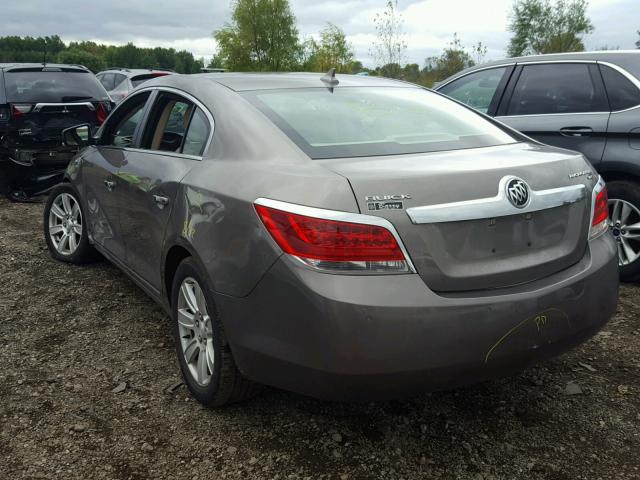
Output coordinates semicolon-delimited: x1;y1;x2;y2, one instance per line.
505;178;530;208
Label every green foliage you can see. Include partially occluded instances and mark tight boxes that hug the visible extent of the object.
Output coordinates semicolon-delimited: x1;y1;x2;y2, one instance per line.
213;0;301;71
0;36;204;73
0;35;65;63
507;0;594;56
370;0;407;71
424;33;476;83
56;48;106;73
303;23;355;73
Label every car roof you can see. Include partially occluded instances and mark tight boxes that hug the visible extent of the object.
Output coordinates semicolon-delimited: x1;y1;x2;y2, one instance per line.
0;62;90;72
194;72;413;91
439;50;640;87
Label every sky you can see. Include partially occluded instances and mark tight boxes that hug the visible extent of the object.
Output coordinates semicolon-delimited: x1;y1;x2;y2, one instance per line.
3;0;638;67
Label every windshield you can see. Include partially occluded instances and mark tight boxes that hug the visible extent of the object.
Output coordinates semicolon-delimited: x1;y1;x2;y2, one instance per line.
243;87;517;159
4;69;109;103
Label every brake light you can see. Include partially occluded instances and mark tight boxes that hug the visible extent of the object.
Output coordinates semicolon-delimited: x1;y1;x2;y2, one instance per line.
11;104;33;118
589;177;609;240
96;102;108;125
254;200;413;273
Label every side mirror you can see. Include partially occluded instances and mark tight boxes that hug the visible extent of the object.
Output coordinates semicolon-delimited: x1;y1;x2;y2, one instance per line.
62;124;95;148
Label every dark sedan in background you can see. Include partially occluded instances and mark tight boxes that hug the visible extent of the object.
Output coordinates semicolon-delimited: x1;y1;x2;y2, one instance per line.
0;63;112;200
436;51;640;280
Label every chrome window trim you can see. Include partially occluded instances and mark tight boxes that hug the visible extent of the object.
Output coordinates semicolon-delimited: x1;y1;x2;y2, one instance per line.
100;85;215;160
406;176;586;224
517;59;597;65
446;59;640;117
598;61;640;112
436;64;515;90
253;197;417;273
497;111;610;119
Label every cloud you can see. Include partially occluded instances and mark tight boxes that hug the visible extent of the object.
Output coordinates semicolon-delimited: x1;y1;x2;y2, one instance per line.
1;0;637;66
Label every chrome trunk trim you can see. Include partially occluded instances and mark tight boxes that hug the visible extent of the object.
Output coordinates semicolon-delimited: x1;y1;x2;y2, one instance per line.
406;177;587;224
33;102;96;112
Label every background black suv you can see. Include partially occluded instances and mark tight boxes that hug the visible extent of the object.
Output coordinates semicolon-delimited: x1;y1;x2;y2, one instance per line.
436;51;640;281
0;63;112;200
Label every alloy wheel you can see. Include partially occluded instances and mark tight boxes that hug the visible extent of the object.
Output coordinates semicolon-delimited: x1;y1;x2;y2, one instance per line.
48;193;83;256
177;277;215;386
609;198;640;266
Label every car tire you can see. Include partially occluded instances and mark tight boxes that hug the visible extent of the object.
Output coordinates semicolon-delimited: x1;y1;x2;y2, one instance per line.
171;258;260;406
43;184;100;264
606;180;640;282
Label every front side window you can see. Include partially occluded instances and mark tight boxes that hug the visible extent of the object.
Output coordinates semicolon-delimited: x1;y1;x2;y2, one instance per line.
507;63;608;115
600;65;640;111
244;87;517;159
102;92;150;147
439;67;507;113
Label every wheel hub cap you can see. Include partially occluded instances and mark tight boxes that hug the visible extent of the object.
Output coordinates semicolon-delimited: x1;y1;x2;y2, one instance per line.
48;192;82;256
177;278;215;387
608;198;640;266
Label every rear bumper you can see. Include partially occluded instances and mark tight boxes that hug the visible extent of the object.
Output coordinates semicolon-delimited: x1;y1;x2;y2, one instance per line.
214;233;619;401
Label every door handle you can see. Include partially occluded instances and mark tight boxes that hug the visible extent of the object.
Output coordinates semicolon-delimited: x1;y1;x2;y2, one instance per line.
153;194;170;209
559;127;593;137
103;180;116;191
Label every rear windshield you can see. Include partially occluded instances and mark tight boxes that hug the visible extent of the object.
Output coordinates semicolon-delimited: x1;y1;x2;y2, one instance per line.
131;73;169;88
4;69;109;103
243;87;517;159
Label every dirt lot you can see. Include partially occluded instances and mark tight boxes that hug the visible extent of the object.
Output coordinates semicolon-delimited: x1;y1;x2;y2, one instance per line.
0;197;639;480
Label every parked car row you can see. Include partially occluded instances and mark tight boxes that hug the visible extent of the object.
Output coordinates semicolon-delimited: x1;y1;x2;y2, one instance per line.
0;64;172;200
435;51;640;279
42;70;618;406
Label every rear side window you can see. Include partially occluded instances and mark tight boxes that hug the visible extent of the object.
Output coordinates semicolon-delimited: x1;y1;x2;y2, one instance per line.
439;67;508;113
182;108;210;156
507;64;608;115
97;73;115;90
142;94;192;152
600;65;640;111
113;74;128;89
4;69;109;103
244;87;516;159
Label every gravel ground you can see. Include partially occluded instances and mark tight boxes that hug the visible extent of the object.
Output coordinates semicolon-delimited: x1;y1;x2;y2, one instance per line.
1;197;639;480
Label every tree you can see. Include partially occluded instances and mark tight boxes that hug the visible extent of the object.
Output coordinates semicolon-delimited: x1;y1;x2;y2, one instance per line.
213;0;301;71
424;33;475;82
56;48;106;72
370;0;407;72
304;23;354;73
636;30;640;49
507;0;594;57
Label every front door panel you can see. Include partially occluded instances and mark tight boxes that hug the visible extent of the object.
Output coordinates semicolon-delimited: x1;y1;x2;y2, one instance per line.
82;146;127;259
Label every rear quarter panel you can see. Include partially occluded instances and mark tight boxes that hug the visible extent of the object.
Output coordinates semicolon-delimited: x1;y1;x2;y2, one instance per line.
162;79;357;297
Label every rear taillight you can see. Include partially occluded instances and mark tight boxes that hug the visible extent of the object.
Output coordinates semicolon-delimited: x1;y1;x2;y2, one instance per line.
590;176;609;240
254;199;414;273
96;102;108;125
11;104;33;118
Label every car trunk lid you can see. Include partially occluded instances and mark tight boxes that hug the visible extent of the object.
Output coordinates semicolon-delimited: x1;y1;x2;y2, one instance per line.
322;143;595;292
